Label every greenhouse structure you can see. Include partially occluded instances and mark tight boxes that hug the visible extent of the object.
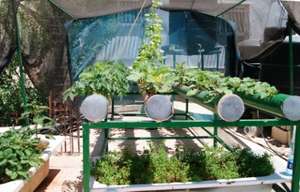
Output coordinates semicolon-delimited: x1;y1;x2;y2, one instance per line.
1;0;300;192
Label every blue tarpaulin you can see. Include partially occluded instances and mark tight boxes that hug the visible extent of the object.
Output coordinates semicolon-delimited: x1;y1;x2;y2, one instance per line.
66;9;238;80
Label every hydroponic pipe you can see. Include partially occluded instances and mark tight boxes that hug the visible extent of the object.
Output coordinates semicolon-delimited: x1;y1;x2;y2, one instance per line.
240;93;300;121
175;86;245;122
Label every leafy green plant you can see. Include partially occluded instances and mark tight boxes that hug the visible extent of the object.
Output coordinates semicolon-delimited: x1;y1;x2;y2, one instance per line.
132;0;163;70
149;147;190;183
93;146;274;185
64;61;129;100
175;64;278;102
128;65;177;95
0;129;44;183
19;103;54;136
93;152;131;185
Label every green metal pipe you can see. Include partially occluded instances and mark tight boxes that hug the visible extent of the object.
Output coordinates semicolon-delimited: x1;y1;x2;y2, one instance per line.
288;20;295;95
292;126;300;192
83;119;299;130
83;126;90;192
108;136;213;140
113;112;187;117
241;93;289;118
176;86;245;122
12;0;28;117
175;86;219;112
200;126;232;151
241;92;300;121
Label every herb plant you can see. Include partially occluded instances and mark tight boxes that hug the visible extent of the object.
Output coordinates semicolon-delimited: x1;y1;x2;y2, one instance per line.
64;61;129;100
93;146;274;185
235;148;274;177
0;129;43;183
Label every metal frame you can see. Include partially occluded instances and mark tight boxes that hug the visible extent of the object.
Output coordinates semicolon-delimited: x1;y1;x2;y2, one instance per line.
82;94;300;192
10;1;298;192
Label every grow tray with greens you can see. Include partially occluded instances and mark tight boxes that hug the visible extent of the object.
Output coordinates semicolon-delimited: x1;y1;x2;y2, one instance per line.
82;119;296;192
90;146;288;192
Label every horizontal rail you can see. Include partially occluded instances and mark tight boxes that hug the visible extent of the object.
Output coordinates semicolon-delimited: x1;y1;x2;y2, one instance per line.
83;119;299;129
108;135;213;140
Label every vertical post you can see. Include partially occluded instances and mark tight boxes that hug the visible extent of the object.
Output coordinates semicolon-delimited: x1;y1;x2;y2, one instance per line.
104;129;109;152
83;124;90;192
213;114;218;147
288;20;294;95
292;126;300;192
12;0;28;113
288;21;297;192
213;126;218;147
172;54;176;68
185;99;189;120
111;96;115;120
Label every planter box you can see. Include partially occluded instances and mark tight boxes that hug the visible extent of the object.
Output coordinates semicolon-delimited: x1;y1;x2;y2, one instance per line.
272;126;291;145
91;173;290;192
0;136;64;192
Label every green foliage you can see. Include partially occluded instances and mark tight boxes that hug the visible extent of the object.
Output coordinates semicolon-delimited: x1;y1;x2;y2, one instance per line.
128;66;177;95
133;0;163;70
235;148;274;177
19;103;54;135
93;146;274;185
129;0;171;95
149;147;190;183
64;61;129;100
93;152;131;185
175;65;278;102
202;147;239;179
0;54;46;126
0;129;43;183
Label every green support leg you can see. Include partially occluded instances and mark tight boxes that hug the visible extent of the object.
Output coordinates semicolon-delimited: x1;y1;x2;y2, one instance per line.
111;96;115;120
185;99;189;120
213;126;218;147
213;114;218;147
292;126;300;192
288;20;294;95
104;129;109;152
83;125;90;192
12;0;28;121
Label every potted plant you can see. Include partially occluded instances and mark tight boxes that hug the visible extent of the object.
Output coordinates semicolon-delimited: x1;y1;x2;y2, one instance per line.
64;61;129;122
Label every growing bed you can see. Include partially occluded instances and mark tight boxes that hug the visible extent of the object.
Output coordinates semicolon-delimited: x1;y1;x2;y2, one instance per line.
91;173;288;192
0;136;63;192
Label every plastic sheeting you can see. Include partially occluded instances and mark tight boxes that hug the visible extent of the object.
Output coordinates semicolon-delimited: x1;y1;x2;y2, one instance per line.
59;0;288;61
220;0;287;59
67;10;237;81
